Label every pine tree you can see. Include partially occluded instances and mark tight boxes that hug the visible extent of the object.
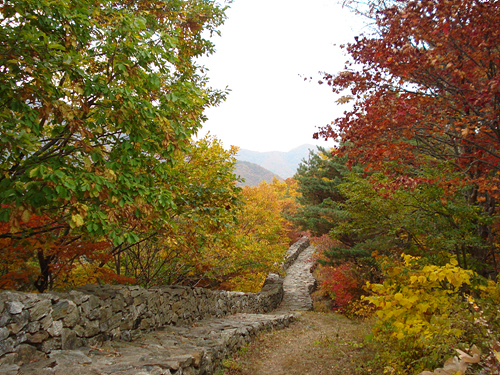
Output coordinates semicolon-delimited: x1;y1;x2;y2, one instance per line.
292;147;348;236
292;147;374;270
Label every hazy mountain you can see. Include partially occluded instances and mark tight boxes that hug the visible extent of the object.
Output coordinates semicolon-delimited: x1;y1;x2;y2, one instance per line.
237;144;317;179
234;161;282;187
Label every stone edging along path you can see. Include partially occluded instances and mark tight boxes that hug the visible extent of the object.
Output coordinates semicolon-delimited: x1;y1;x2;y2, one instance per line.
0;240;317;375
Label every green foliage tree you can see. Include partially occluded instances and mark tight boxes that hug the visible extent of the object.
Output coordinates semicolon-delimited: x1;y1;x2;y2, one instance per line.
0;0;229;291
0;0;227;244
292;146;372;268
292;147;349;236
113;135;243;288
331;166;495;275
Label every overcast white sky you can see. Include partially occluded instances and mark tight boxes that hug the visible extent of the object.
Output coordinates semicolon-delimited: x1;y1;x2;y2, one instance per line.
197;0;364;153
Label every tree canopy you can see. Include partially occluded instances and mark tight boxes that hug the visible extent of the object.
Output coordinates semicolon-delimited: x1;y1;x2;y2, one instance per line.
0;0;232;291
315;0;500;274
317;0;500;189
1;0;227;245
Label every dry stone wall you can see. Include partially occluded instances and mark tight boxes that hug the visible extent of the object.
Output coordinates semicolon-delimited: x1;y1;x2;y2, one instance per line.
282;237;311;270
0;238;310;363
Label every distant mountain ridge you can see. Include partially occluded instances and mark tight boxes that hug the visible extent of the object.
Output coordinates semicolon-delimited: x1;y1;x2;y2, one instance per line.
234;161;282;187
237;144;316;179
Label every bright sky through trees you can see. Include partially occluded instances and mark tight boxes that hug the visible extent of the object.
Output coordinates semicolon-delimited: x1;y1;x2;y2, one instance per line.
198;0;363;152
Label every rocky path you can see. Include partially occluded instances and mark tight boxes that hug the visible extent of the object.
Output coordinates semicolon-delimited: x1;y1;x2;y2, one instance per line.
5;244;318;375
217;312;374;375
216;245;375;375
276;245;316;312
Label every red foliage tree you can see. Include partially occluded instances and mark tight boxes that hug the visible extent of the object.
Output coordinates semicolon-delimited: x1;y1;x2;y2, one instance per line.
315;0;500;269
320;263;363;309
316;0;500;194
0;205;115;292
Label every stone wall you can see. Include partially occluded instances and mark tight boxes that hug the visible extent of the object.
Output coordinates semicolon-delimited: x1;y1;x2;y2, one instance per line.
0;237;310;361
282;237;311;270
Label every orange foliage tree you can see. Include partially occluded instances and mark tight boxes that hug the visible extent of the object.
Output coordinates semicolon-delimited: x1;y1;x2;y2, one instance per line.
220;180;293;292
0;209;122;291
269;178;303;244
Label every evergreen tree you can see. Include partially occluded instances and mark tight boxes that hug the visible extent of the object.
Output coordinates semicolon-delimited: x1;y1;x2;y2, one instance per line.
292;147;348;237
292;147;374;270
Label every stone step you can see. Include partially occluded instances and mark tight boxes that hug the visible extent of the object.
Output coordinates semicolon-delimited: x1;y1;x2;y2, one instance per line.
277;245;317;312
10;313;295;375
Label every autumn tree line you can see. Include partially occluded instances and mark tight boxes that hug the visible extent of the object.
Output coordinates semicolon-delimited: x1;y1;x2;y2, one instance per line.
298;0;500;373
2;0;500;373
0;0;302;294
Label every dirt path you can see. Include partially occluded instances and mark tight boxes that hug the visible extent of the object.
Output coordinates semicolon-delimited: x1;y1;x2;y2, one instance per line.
216;311;374;375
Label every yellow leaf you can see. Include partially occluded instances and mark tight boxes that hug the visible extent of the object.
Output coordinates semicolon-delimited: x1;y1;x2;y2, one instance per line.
71;214;84;227
84;157;92;170
29;166;40;178
21;209;31;223
417;302;430;312
104;168;117;181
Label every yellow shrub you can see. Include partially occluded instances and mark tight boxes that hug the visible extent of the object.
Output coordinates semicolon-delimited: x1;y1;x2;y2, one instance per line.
367;254;475;341
365;254;492;373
